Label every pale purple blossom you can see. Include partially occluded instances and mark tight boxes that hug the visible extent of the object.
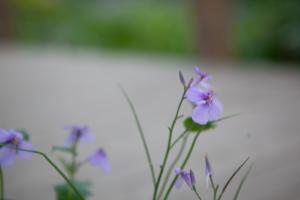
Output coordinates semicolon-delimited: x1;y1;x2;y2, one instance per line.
191;66;211;89
186;89;222;125
175;167;196;189
64;125;93;145
0;129;33;167
88;148;111;173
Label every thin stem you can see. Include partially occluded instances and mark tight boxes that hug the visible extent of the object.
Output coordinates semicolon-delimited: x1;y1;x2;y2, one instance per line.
209;176;218;200
157;133;189;199
68;142;78;199
213;185;219;200
119;85;156;187
163;131;201;200
192;186;202;200
15;148;84;200
209;175;216;191
170;126;190;149
0;167;4;200
153;88;187;200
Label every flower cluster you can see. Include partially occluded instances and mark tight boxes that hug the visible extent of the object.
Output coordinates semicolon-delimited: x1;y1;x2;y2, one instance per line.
63;125;111;173
175;156;213;190
186;67;223;125
0;129;32;167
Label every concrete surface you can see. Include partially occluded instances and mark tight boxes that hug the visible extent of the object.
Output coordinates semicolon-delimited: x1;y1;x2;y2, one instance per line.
0;46;300;200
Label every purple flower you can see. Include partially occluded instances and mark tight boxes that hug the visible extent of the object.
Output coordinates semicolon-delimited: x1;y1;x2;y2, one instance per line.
186;89;222;125
175;167;196;189
64;125;93;145
88;148;111;173
191;66;211;89
0;129;33;167
205;155;213;187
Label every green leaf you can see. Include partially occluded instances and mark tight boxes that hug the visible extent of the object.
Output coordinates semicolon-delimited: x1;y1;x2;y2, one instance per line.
54;180;92;200
17;129;30;141
183;117;216;133
52;145;75;155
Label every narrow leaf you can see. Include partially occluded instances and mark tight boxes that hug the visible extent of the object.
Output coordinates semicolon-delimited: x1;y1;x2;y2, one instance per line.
233;165;253;200
218;157;249;200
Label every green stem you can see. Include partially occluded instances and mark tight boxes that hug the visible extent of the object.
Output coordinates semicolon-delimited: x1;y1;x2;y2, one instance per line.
213;185;219;200
119;85;156;187
16;148;84;200
68;142;78;199
153;89;187;200
163;131;201;200
192;186;202;200
157;133;189;199
0;167;4;200
170;126;190;149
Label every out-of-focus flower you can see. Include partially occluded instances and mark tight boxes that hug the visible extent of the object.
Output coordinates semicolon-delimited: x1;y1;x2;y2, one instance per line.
186;89;222;125
191;66;211;89
205;155;213;187
88;148;111;173
175;167;196;189
64;125;93;145
0;129;33;167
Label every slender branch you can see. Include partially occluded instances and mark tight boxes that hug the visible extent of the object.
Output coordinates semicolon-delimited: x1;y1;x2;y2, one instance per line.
170;126;190;149
119;85;156;187
209;176;218;200
192;186;202;200
157;133;189;199
6;147;84;200
153;88;187;200
0;167;4;200
213;185;219;200
163;131;201;200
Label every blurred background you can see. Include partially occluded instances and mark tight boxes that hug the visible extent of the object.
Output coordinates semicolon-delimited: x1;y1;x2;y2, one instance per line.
0;0;300;200
1;0;300;62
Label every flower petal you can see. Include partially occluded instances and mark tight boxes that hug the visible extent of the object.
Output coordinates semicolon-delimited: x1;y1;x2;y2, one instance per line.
0;129;9;143
18;141;33;160
0;147;16;167
209;97;223;121
88;149;111;173
182;171;193;188
192;104;209;125
175;176;184;189
80;129;94;143
186;88;204;103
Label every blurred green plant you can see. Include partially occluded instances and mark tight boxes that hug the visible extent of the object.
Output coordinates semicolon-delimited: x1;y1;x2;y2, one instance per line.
9;0;300;62
11;0;194;55
232;0;300;62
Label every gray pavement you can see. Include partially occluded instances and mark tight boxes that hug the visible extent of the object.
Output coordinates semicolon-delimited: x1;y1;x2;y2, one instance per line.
0;46;300;200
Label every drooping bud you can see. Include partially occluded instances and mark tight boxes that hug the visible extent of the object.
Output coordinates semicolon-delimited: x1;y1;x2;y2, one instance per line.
179;70;186;87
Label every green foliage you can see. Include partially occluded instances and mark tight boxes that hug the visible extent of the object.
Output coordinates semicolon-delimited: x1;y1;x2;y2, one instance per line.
54;180;92;200
183;117;216;133
17;129;30;141
11;0;193;55
57;157;76;176
232;0;300;62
